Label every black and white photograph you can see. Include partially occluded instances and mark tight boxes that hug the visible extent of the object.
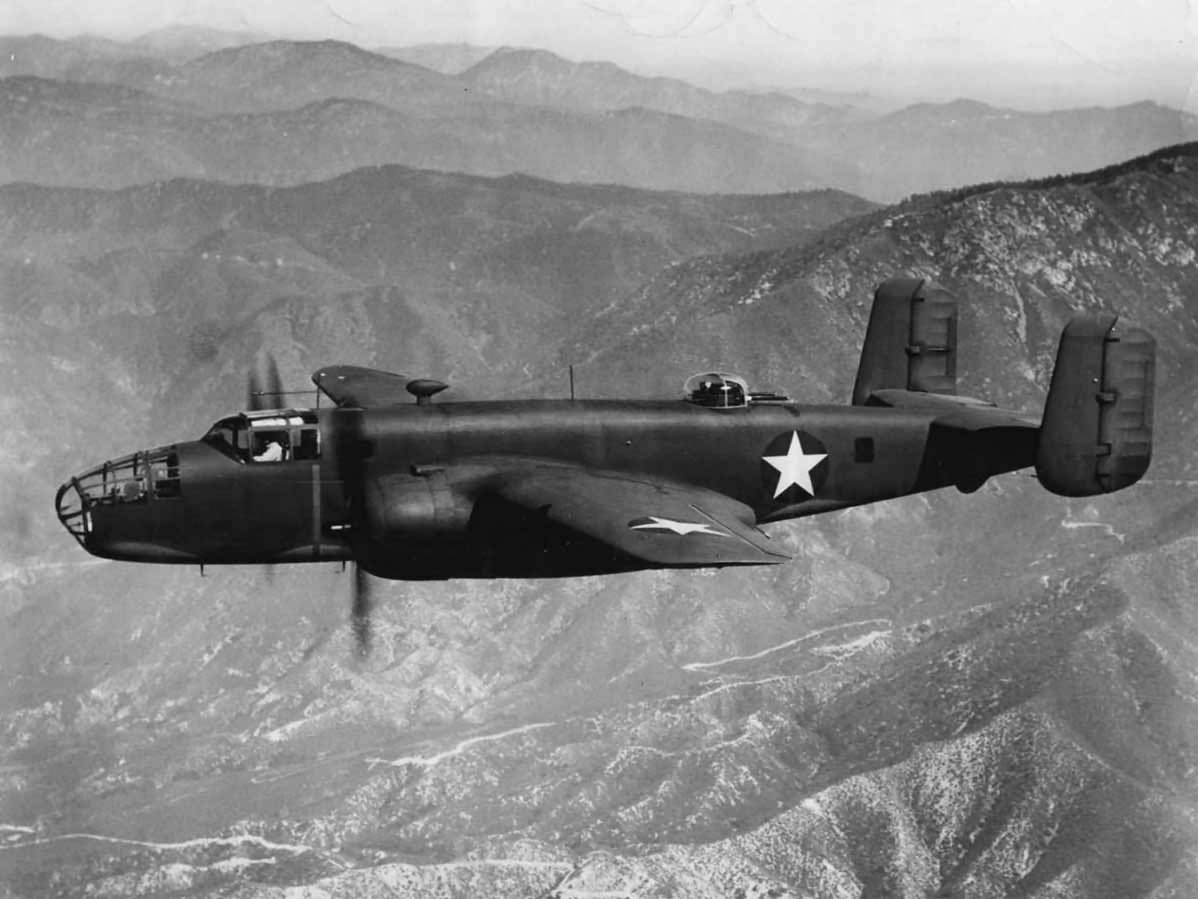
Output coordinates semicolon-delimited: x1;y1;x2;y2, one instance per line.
1;1;1196;896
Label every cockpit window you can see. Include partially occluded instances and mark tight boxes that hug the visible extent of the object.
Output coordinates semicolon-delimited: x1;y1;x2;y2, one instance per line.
204;411;320;463
203;416;250;460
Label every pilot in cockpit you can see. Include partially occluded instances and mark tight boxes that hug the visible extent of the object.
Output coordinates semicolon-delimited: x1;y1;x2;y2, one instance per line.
253;434;286;462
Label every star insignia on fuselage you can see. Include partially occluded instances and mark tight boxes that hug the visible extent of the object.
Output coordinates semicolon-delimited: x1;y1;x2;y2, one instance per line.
628;516;728;537
763;431;828;499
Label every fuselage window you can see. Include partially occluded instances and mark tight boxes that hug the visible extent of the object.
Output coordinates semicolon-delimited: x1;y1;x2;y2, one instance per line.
855;437;875;463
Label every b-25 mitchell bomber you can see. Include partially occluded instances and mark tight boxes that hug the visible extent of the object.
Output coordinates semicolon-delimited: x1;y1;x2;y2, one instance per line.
56;277;1154;647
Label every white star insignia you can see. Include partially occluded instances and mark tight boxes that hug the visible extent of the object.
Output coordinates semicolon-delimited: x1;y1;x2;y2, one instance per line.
629;516;727;537
763;431;827;499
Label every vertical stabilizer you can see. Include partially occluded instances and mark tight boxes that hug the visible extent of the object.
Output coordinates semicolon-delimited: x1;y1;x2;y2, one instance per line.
1036;314;1155;497
852;277;958;405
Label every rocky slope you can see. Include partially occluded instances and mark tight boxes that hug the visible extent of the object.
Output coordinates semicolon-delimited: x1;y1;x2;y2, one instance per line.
2;145;1196;896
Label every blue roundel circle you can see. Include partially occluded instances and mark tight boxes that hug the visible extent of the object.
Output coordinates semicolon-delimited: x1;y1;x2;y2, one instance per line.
760;430;829;502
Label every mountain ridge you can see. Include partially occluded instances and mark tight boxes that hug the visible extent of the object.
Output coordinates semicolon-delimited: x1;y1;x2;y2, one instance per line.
2;35;1196;200
0;71;845;194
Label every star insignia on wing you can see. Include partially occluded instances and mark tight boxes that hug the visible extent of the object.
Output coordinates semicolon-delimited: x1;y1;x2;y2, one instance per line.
763;431;828;498
628;516;728;537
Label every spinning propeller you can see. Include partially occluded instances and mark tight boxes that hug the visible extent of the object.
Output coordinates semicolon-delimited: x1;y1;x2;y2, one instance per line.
246;353;284;412
246;353;379;657
351;562;374;658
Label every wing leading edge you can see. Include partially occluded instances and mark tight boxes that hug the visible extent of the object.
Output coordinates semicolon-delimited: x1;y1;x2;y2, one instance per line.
489;465;790;568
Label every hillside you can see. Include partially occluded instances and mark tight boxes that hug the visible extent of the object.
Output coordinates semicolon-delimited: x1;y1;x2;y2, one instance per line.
2;143;1196;896
563;143;1198;400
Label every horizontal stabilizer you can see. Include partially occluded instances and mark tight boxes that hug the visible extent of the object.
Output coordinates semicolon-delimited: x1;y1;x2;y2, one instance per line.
852;277;958;406
313;366;448;408
1036;314;1155;497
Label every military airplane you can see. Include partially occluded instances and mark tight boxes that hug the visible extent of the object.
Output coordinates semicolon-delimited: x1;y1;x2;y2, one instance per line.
56;277;1154;652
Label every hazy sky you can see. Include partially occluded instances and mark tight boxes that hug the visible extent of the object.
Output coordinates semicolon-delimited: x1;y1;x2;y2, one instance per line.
1;0;1195;110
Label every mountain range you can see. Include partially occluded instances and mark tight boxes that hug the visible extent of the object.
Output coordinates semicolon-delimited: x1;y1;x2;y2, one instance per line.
0;74;846;193
2;128;1196;898
1;34;1196;199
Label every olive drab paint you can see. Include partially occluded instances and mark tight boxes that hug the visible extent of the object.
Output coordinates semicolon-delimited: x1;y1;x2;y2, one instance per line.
56;277;1156;582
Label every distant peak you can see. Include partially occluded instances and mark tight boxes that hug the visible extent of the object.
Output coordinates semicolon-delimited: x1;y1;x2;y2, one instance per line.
900;98;998;116
491;46;566;61
193;38;396;68
468;45;573;72
259;38;380;57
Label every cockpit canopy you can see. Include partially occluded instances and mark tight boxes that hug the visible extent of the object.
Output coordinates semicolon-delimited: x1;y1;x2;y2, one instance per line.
202;409;320;463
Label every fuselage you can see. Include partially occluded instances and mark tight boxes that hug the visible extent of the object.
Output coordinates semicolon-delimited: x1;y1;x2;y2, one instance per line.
55;398;1033;579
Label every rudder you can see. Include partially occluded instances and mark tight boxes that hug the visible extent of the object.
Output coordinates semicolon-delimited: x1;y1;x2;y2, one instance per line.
1036;314;1155;497
852;277;958;406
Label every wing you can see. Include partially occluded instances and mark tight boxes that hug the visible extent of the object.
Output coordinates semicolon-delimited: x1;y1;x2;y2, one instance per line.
489;465;789;567
312;366;447;408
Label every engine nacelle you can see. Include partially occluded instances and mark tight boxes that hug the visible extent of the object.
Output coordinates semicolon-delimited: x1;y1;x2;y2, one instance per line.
1036;314;1154;497
363;469;473;540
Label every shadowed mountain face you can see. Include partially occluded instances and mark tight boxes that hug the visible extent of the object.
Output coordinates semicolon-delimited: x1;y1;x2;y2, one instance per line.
1;36;1196;200
3;142;1197;896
